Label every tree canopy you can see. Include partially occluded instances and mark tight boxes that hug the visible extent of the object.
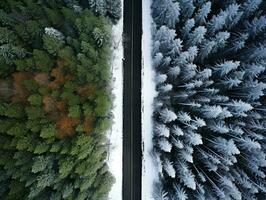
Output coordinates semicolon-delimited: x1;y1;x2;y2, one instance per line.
0;0;120;199
151;0;266;199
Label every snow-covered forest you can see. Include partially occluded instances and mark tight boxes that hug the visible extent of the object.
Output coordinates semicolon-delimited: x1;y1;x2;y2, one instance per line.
150;0;266;199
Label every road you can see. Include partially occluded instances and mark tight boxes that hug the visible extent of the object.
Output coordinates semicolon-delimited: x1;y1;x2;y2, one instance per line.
123;0;142;199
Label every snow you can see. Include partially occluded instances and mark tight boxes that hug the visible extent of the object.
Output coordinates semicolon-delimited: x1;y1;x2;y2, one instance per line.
142;0;159;199
107;0;158;198
107;2;123;200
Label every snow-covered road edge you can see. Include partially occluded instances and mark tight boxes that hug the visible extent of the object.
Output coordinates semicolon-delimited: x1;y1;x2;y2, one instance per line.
142;0;159;199
107;2;124;200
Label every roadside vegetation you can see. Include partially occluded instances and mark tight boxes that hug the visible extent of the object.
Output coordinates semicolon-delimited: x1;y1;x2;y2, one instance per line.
0;0;120;199
151;0;266;199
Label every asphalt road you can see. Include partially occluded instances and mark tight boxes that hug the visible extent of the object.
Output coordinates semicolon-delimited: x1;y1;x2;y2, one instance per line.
123;0;142;199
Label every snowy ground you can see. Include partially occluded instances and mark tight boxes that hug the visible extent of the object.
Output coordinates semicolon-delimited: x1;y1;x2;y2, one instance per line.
107;3;123;200
107;1;157;198
142;0;159;199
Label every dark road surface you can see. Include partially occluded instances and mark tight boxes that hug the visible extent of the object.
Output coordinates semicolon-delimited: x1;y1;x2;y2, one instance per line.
123;0;142;199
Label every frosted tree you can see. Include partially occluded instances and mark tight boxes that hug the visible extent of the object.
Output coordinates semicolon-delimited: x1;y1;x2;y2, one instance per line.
88;0;106;15
224;33;248;54
106;0;122;23
225;100;253;117
186;26;206;46
44;27;65;40
92;27;107;47
171;125;184;136
87;0;121;23
153;182;169;200
224;4;242;29
159;108;177;123
198;40;216;60
241;0;262;18
154;123;170;137
158;138;172;152
168;66;180;78
173;184;188;200
194;2;211;25
179;0;195;20
152;0;180;29
177;161;196;190
159;84;173;93
156;73;168;84
207;13;226;34
246;16;266;36
155;26;180;57
181;19;195;38
212;60;240;77
200;105;223;119
242;63;265;78
151;0;266;199
163;159;176;178
0;44;26;63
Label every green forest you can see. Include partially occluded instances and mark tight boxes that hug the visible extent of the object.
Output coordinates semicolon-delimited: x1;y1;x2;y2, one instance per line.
0;0;121;199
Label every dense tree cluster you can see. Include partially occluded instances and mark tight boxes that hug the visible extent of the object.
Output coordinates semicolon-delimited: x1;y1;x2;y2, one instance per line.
87;0;121;23
0;0;120;199
151;0;266;199
63;0;122;23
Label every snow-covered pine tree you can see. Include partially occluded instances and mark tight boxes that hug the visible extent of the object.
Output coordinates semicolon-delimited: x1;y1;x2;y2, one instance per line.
106;0;122;23
152;0;180;29
151;0;266;199
64;0;122;22
44;27;65;40
88;0;106;15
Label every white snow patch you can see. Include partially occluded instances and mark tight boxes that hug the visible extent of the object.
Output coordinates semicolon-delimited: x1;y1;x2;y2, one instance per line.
107;2;123;200
142;0;159;199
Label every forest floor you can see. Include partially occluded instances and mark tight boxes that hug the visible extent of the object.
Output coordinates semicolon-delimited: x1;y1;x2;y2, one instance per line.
142;0;159;199
107;2;124;199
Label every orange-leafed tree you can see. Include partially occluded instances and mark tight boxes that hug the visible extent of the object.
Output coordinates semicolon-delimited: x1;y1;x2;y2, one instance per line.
49;59;74;89
12;72;30;103
43;95;56;113
56;116;80;139
77;84;96;98
83;117;94;133
34;72;49;86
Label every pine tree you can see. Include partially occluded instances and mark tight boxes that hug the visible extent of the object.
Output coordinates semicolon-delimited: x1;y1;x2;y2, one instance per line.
159;108;177;123
152;0;180;29
0;0;121;199
151;0;266;199
154;123;170;137
194;2;211;25
88;0;106;15
106;0;122;23
163;159;176;178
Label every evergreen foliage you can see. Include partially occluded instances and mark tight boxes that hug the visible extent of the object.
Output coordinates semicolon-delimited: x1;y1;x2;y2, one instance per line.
151;0;266;199
62;0;122;23
87;0;122;24
0;0;120;199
